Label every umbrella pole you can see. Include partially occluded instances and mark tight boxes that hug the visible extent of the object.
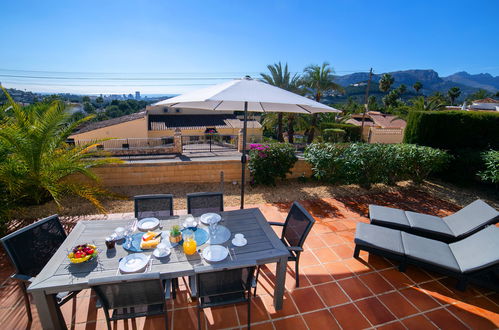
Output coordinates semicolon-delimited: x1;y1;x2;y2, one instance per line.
240;101;248;209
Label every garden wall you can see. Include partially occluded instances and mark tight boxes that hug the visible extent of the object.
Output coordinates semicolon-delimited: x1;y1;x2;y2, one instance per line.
81;159;312;186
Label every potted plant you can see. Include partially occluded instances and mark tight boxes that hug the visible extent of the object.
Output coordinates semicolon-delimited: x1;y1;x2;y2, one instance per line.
169;225;182;244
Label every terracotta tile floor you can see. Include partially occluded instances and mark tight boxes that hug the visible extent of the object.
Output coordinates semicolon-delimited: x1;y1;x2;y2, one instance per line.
1;190;498;329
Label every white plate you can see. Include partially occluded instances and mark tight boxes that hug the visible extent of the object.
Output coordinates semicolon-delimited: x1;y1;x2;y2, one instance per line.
137;218;160;231
200;213;222;225
182;220;198;228
232;238;247;247
202;245;228;262
153;247;171;258
119;253;149;273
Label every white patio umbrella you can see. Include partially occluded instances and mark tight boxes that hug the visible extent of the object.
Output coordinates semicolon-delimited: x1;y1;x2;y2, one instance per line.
154;76;341;208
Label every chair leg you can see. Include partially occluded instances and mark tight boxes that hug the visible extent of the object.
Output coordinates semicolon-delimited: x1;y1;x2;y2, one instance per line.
197;305;202;330
353;245;361;259
247;292;251;329
19;281;32;322
456;276;468;291
253;266;261;297
103;308;112;330
295;256;300;288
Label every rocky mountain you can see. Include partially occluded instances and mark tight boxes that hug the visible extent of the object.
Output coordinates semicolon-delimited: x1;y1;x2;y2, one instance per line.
443;72;499;92
334;69;499;98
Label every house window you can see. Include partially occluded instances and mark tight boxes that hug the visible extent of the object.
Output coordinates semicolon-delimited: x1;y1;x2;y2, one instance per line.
163;108;169;113
175;109;181;113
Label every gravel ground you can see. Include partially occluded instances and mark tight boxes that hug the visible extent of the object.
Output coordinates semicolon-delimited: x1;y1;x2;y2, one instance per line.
9;178;498;223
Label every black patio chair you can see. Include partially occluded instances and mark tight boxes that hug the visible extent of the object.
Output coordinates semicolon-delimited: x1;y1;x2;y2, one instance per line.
195;266;256;329
0;214;78;322
134;194;174;219
254;202;315;296
186;192;224;217
369;199;499;243
354;222;499;291
89;272;172;330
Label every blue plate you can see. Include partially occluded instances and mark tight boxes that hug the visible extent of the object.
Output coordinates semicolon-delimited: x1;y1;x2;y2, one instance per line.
123;233;147;252
180;227;209;246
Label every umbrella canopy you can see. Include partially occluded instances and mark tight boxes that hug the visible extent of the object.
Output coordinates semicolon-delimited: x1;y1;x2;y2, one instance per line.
153;77;341;209
153;77;341;114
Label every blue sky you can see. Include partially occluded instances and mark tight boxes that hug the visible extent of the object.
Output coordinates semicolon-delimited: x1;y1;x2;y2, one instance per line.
2;0;499;94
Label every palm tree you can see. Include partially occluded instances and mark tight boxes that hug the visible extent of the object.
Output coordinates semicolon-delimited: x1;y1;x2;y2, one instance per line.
447;87;461;105
302;62;344;143
0;88;121;210
379;74;394;93
260;62;302;141
413;81;423;94
409;96;445;111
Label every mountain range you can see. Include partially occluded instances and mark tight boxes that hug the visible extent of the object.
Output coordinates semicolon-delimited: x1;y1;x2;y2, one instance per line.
334;70;499;99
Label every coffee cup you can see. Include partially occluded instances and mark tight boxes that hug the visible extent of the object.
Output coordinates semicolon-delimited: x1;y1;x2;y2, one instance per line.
234;233;245;243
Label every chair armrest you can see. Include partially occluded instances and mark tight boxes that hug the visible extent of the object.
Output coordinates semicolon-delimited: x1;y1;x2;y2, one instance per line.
11;274;33;283
287;246;303;253
268;222;285;227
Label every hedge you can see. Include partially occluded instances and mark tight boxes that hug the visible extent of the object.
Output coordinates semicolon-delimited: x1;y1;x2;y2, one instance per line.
304;143;450;189
320;123;362;142
404;110;499;151
478;150;499;185
323;128;346;142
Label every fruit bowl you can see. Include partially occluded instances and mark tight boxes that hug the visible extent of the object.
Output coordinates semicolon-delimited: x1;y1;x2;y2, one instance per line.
68;244;98;264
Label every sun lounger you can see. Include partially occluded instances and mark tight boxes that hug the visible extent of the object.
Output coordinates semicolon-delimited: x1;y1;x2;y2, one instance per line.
354;223;499;291
369;199;499;242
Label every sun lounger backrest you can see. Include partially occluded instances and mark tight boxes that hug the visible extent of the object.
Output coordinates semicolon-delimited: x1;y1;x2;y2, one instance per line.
443;200;499;237
450;226;499;273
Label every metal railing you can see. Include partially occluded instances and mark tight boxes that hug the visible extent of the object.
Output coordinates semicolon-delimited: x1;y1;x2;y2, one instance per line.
75;138;174;150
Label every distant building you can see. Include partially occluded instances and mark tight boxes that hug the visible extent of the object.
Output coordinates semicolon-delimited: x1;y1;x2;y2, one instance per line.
128;93;133;99
346;111;407;144
469;98;499;111
135;91;141;100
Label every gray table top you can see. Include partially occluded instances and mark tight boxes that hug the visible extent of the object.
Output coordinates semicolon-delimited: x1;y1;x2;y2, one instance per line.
28;208;289;295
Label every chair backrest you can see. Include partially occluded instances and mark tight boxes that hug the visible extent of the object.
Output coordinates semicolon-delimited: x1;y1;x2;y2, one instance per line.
187;192;224;217
444;199;499;237
197;266;255;298
0;215;67;277
134;194;174;219
89;272;165;309
281;202;315;248
450;225;499;273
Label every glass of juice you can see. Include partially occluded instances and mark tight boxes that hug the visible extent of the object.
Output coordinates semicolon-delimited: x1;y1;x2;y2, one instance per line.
182;230;197;255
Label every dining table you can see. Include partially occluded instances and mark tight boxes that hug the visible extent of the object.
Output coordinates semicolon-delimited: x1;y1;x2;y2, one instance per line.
27;208;290;330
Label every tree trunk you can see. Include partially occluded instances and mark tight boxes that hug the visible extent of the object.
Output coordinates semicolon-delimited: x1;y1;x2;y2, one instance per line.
307;113;318;144
277;113;284;142
288;115;295;144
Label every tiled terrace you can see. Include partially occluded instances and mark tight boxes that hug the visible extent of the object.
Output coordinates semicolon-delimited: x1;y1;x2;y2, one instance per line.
1;190;498;329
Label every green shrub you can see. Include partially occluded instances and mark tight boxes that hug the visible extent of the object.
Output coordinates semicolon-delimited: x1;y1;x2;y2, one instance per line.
404;111;499;150
478;150;499;185
320;123;362;142
323;128;346;143
304;143;450;188
248;143;298;185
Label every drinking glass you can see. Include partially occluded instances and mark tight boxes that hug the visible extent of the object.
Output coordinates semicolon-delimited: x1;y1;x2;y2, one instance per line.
124;219;136;249
182;230;197;255
209;218;218;239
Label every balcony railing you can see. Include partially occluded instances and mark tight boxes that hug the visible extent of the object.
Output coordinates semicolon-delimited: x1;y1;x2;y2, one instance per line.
75;138;174;150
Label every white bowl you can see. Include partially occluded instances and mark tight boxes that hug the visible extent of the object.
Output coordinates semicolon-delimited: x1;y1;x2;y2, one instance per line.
200;213;221;225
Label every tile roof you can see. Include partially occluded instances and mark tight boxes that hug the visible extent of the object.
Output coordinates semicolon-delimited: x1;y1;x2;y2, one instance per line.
472;98;499;104
348;112;406;129
148;114;261;130
73;111;146;134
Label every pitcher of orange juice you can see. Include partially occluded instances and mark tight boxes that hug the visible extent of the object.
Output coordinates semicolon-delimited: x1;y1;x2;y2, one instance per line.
182;230;197;255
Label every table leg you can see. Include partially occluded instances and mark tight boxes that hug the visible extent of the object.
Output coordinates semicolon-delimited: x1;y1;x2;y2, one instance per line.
31;290;67;330
274;256;288;310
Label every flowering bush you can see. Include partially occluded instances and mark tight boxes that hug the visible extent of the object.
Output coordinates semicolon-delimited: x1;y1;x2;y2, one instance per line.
248;143;297;185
